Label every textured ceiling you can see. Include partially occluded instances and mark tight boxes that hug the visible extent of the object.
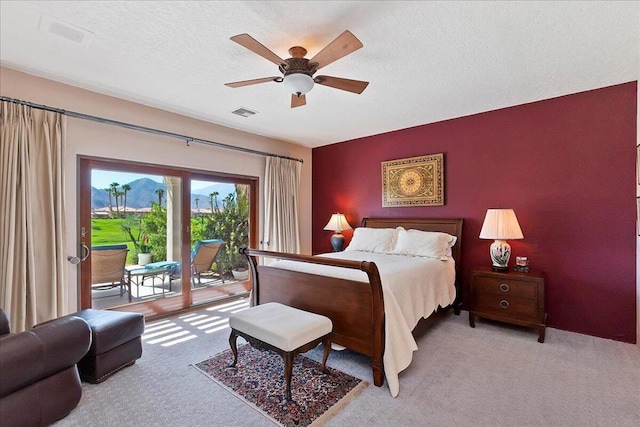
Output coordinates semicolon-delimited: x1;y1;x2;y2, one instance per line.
1;1;638;148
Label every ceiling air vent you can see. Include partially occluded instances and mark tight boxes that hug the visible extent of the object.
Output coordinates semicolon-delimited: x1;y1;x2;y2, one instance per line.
231;107;258;118
39;14;94;46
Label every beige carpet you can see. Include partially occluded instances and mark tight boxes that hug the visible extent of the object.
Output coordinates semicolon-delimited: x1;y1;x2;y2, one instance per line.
57;298;640;427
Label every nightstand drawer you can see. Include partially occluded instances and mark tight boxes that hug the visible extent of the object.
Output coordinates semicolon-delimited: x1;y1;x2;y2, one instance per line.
474;275;537;299
473;293;539;320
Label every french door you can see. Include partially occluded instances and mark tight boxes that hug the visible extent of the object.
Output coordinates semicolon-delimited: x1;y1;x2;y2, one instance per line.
78;156;257;319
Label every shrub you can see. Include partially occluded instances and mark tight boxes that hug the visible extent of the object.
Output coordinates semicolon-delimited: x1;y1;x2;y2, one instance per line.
202;190;249;273
141;202;167;261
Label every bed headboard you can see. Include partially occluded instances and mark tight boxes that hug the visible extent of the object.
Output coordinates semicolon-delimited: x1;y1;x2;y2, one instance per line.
361;217;463;284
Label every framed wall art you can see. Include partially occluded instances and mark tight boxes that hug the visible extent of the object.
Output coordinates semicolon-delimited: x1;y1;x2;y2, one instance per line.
381;153;444;207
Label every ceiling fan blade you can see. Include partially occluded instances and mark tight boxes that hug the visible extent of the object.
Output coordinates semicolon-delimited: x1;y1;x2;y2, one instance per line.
230;34;285;66
309;30;363;70
225;77;280;88
314;75;369;94
291;94;306;108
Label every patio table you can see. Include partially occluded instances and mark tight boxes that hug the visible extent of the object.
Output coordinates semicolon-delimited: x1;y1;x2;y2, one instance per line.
125;265;170;301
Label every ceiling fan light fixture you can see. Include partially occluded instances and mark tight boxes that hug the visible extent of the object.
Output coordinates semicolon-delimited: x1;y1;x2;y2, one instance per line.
283;73;314;95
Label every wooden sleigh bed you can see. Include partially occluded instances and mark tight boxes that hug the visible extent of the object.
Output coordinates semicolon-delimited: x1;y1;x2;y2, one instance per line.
240;217;463;395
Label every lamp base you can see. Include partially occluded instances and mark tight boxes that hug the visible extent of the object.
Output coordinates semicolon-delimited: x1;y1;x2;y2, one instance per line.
330;232;345;252
489;239;511;272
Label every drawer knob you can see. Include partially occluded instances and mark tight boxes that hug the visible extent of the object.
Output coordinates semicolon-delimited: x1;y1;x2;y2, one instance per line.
500;300;510;309
500;283;510;292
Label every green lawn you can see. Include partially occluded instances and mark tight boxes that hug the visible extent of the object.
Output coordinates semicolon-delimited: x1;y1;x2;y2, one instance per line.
92;218;138;263
91;218;130;245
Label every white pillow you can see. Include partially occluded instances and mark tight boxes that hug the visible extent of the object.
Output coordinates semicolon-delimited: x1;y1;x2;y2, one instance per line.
389;228;457;260
344;227;399;253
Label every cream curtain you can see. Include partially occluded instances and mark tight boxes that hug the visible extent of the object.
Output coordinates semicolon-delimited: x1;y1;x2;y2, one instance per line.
0;101;67;332
263;157;301;253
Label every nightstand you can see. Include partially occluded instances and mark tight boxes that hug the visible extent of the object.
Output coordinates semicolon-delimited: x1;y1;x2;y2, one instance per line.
469;267;546;343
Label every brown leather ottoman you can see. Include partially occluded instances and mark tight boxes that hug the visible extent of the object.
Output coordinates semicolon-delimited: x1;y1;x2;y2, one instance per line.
73;309;144;383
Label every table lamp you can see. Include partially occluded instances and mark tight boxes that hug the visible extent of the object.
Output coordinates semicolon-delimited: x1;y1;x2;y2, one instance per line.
323;213;353;252
479;209;524;271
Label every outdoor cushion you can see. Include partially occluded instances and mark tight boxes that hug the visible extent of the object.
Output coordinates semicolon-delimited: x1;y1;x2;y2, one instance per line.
145;260;180;275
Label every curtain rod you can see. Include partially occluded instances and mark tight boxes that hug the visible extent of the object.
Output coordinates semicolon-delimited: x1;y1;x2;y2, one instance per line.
0;96;304;163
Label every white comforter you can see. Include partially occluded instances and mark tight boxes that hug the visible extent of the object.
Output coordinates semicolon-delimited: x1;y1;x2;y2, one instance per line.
268;250;456;397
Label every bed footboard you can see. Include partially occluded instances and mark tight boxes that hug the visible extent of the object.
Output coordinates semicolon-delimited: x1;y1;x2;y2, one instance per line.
240;248;386;387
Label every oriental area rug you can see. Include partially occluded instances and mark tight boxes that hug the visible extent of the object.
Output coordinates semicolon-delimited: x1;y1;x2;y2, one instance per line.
192;344;368;426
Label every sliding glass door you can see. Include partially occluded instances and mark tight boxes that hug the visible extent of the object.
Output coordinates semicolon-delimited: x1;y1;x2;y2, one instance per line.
79;157;257;318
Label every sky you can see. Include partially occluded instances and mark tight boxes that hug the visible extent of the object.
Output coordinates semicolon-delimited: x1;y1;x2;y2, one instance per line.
92;170;216;191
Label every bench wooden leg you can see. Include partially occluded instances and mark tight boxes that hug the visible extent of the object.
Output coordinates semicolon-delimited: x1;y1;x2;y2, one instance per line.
321;336;331;373
229;330;239;367
284;352;294;401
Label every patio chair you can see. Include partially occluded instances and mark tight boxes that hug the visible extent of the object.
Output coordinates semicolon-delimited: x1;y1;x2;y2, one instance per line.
145;239;225;289
190;239;225;287
91;245;129;297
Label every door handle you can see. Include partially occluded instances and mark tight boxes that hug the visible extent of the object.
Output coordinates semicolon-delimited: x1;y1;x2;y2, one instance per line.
68;244;90;264
80;243;90;261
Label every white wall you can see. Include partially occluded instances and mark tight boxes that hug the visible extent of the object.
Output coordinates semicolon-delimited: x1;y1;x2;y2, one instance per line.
0;66;313;312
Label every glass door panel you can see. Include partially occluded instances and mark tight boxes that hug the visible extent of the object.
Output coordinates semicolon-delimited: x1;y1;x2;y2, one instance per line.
89;170;182;309
190;179;251;305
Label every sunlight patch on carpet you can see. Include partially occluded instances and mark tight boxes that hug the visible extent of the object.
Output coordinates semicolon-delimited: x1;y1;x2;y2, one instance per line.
191;344;368;426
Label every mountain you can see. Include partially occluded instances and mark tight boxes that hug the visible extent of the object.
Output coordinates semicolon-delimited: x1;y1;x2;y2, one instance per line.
191;183;236;210
91;186;111;209
91;178;236;210
92;178;164;210
129;178;166;208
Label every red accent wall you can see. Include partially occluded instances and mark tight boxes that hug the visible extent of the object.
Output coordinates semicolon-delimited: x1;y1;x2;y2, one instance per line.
312;82;637;343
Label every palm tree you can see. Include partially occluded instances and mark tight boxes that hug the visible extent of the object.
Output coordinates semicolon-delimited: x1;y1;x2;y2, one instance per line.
105;187;114;217
210;191;220;213
121;184;131;216
109;182;119;218
194;198;200;218
115;190;124;217
155;188;164;206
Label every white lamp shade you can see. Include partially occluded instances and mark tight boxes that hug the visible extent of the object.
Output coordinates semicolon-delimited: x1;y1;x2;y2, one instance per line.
479;209;524;240
283;73;314;95
323;213;353;232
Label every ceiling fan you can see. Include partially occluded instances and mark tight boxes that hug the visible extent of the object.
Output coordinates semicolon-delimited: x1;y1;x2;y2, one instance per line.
225;30;369;108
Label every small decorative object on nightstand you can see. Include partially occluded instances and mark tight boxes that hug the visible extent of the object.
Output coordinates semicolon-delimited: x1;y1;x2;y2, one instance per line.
469;267;546;343
513;256;530;273
323;213;352;252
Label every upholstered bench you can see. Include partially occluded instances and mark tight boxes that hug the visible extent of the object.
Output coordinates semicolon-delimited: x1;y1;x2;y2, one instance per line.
228;302;333;400
72;309;145;383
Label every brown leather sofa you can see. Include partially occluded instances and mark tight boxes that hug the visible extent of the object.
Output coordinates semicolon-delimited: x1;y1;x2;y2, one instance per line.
0;309;92;427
